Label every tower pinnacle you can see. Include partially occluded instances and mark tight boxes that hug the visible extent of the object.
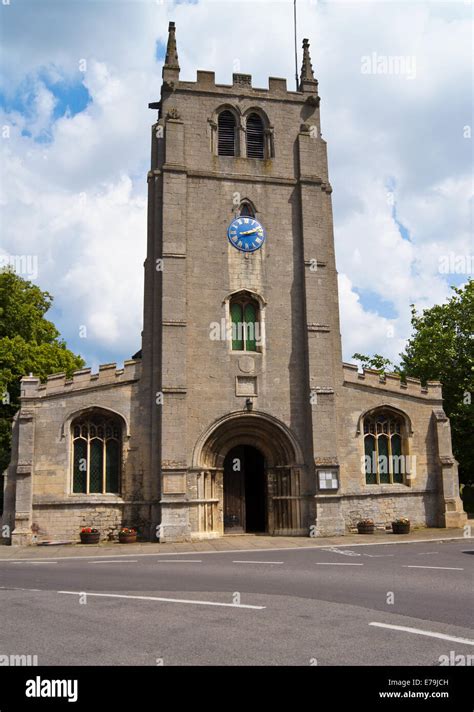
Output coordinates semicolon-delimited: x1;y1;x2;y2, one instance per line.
164;21;180;70
299;38;317;92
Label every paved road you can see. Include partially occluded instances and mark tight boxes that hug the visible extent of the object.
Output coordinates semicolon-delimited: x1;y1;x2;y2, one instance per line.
0;539;472;665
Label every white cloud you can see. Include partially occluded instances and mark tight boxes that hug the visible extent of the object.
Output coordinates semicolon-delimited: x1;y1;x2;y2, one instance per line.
338;273;405;363
0;0;471;367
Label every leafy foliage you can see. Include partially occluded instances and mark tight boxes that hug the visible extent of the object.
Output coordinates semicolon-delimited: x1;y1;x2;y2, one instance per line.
400;281;473;484
0;269;84;478
352;353;396;374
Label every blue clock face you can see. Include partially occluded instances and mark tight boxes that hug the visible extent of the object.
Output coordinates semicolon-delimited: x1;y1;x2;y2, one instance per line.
227;217;266;252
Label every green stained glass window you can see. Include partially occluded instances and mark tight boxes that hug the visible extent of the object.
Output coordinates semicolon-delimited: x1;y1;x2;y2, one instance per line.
378;435;390;484
230;296;260;351
106;439;120;493
243;302;257;351
364;435;376;485
391;433;403;483
89;439;103;493
73;438;87;493
231;302;243;350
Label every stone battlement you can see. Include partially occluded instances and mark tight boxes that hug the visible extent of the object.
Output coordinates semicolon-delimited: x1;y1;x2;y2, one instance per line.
342;363;442;400
20;359;141;398
175;72;306;99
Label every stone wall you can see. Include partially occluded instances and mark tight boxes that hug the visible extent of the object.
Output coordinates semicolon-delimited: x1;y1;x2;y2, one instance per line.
340;491;440;530
3;360;153;545
30;501;155;542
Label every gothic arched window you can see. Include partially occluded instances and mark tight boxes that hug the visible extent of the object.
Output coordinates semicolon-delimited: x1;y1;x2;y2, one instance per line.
218;110;236;156
246;113;265;159
72;412;122;494
363;410;406;485
229;294;260;352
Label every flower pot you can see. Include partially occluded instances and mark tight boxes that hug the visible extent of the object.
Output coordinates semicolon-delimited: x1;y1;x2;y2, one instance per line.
118;532;137;544
357;524;375;535
392;522;410;534
80;531;100;545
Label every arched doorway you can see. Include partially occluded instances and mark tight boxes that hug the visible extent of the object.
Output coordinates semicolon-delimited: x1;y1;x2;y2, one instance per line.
223;445;266;533
192;411;307;537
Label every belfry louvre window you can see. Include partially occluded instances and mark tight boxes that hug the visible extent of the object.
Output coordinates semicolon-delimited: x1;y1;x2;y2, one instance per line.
72;413;121;494
230;295;260;351
363;411;405;485
246;113;265;158
218;110;236;156
239;202;255;218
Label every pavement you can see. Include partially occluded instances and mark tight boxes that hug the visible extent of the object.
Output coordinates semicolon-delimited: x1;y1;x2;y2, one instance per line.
0;526;469;560
0;531;472;666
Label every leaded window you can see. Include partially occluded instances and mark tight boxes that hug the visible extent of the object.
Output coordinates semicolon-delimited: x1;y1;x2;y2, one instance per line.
230;295;260;352
363;411;405;485
72;413;121;494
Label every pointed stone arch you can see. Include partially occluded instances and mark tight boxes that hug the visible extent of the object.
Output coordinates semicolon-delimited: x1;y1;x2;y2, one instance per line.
191;412;306;536
193;410;303;469
61;405;130;439
356;404;413;436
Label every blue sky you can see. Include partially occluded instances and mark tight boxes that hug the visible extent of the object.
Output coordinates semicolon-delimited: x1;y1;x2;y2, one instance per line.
0;0;472;371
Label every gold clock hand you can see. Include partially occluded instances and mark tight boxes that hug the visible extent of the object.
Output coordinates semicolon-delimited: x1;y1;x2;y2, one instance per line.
240;228;259;235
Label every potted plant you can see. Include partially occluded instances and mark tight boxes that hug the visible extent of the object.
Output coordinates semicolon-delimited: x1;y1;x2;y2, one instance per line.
118;527;137;544
357;518;375;534
80;527;100;544
392;517;410;534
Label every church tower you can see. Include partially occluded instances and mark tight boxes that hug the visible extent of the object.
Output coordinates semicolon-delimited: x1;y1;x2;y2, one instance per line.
141;22;344;541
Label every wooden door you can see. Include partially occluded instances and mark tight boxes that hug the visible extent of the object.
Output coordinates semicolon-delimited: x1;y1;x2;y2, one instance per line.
223;445;245;532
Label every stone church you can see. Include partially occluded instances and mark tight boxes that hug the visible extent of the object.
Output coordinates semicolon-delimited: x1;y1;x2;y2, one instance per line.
2;23;466;545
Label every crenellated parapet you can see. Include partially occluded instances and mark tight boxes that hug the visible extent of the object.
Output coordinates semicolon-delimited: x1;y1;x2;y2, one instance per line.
20;359;141;399
343;362;443;400
155;71;315;106
182;72;300;97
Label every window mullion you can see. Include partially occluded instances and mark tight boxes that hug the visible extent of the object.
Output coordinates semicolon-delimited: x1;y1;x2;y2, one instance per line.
86;433;90;495
242;300;247;351
388;435;393;483
102;437;106;494
375;435;380;484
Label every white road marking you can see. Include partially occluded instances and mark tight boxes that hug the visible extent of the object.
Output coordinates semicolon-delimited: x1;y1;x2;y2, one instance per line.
57;590;265;610
363;554;395;558
402;565;464;571
233;560;284;565
316;562;364;566
416;552;439;555
89;560;138;564
155;560;202;563
322;548;361;557
0;586;44;592
370;622;474;646
10;561;57;565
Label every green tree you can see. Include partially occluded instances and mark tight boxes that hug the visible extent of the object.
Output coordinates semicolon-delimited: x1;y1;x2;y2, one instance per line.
400;281;473;484
352;353;396;374
0;269;85;484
